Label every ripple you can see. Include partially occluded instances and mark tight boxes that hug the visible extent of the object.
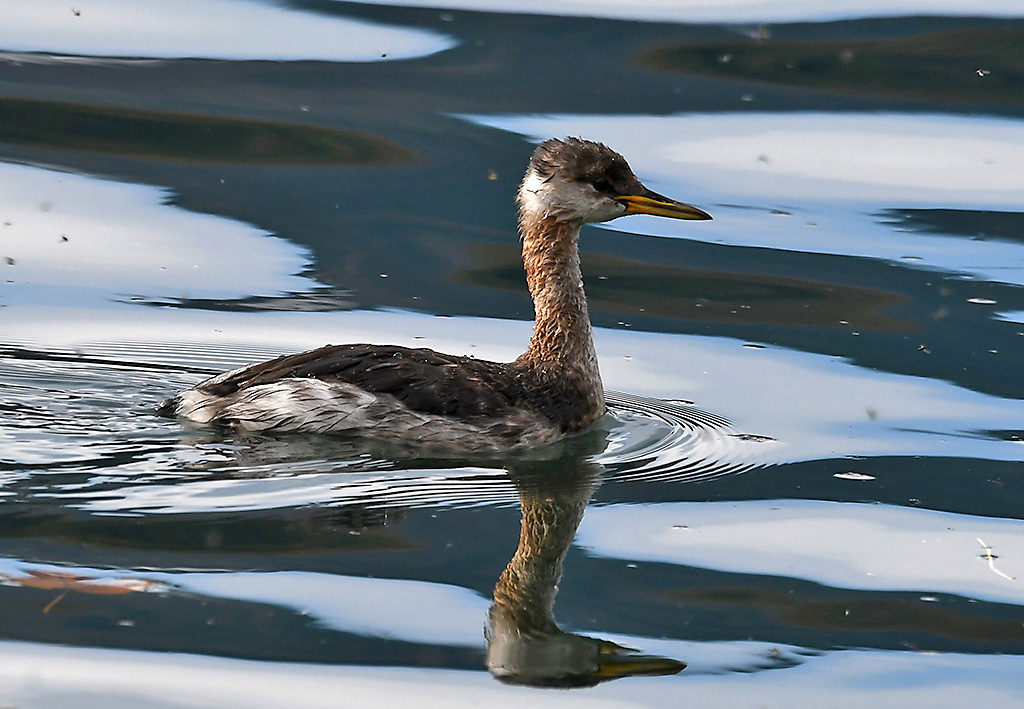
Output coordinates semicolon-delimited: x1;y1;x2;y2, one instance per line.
600;391;776;485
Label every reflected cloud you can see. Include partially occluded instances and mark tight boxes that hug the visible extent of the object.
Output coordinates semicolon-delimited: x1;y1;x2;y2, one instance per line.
577;499;1024;606
0;0;454;61
0;162;319;303
167;570;490;648
597;327;1023;463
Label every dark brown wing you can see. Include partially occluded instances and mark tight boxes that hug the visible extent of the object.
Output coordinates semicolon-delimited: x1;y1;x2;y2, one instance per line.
197;344;527;419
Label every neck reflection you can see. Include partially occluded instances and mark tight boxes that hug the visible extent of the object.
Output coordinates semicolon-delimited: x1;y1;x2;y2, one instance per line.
487;440;685;688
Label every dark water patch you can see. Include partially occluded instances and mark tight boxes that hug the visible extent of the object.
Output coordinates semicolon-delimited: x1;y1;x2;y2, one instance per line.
562;555;1024;654
982;430;1023;444
0;575;485;668
0;345;221;377
0;97;415;165
642;23;1024;110
1;340;308;385
131;286;357;313
0;506;415;555
455;244;908;332
880;208;1024;245
594;455;1024;524
679;586;1024;649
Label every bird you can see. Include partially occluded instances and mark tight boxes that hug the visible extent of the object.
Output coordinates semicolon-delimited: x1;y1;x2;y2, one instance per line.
159;137;711;451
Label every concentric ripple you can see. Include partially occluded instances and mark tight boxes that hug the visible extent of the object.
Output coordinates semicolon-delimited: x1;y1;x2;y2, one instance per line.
599;391;777;485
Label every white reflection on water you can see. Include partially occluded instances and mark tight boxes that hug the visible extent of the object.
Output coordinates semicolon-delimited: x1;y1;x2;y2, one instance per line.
596;327;1021;463
1;638;1022;708
0;163;318;305
462;112;1024;285
337;0;1024;23
172;570;488;647
0;0;454;62
578;499;1024;606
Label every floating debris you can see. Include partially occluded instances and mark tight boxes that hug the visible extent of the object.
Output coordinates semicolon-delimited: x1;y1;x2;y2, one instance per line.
977;538;1015;581
732;433;775;443
833;472;876;481
0;568;168;613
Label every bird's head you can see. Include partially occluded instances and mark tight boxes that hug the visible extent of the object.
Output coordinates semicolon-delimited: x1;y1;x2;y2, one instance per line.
518;137;712;226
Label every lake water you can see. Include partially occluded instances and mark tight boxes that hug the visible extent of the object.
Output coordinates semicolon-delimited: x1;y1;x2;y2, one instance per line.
0;2;1022;706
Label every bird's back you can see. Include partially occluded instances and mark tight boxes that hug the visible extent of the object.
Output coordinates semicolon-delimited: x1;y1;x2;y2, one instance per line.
159;344;567;450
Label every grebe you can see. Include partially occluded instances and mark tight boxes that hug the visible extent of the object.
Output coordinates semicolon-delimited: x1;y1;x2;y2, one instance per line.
160;137;711;450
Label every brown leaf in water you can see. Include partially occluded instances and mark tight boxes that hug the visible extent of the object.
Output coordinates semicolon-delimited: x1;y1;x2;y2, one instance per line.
0;569;165;613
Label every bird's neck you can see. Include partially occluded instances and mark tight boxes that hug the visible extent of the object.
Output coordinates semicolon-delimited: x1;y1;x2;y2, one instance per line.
517;214;604;423
490;480;592;636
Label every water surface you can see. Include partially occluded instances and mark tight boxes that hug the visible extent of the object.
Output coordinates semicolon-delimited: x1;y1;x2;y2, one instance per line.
0;1;1022;706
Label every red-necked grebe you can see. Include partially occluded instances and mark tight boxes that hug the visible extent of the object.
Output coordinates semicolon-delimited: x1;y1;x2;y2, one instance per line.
160;137;711;450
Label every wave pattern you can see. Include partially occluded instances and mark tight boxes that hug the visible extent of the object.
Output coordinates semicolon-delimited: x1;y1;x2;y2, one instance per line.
600;391;775;485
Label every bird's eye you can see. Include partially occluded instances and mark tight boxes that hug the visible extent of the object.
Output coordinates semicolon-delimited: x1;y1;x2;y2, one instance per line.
591;176;612;193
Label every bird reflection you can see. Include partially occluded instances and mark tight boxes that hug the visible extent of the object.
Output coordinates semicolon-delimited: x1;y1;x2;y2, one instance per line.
487;436;685;687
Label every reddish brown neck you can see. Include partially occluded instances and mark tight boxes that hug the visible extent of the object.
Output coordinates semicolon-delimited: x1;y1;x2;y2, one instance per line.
522;218;595;359
515;215;604;425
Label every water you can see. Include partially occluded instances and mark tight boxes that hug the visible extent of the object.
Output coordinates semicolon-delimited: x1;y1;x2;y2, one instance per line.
0;2;1022;706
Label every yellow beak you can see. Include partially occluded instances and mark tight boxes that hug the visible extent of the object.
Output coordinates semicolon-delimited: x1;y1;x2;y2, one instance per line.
616;192;712;221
